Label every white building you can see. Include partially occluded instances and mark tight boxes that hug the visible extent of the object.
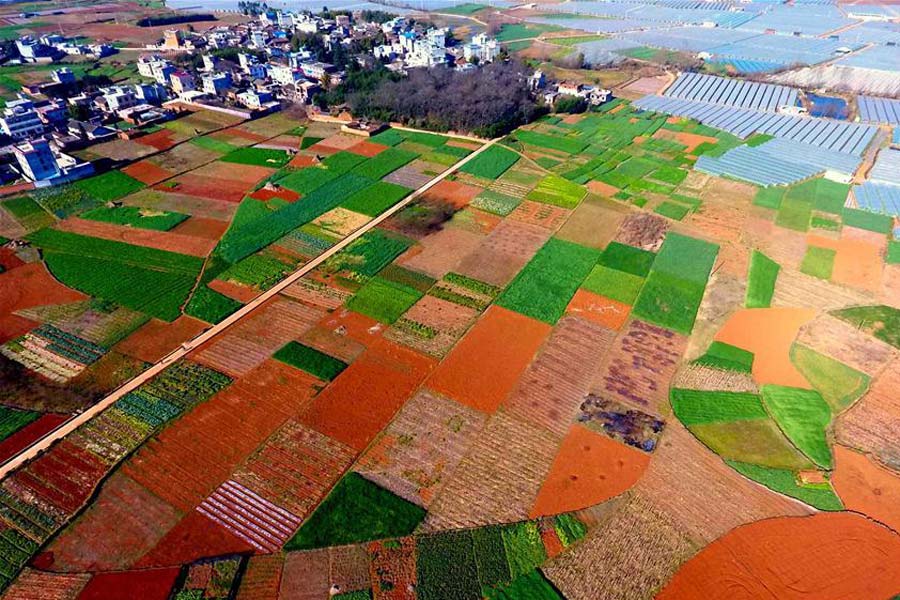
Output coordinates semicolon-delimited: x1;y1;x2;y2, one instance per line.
202;72;232;95
12;138;94;185
269;64;304;86
170;71;195;95
237;88;274;109
97;86;140;113
1;99;44;141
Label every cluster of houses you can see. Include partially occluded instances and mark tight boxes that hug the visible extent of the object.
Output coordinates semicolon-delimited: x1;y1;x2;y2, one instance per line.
10;34;116;65
0;66;177;186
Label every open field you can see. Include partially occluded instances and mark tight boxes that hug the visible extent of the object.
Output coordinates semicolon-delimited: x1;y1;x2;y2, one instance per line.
1;92;900;598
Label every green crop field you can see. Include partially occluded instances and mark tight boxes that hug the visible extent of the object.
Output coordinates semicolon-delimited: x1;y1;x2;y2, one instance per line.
29;229;202;321
459;145;519;180
526;175;586;209
598;242;655;277
745;251;779;308
654;201;690;221
671;389;767;425
440;2;487;14
495;23;562;42
486;571;563;600
74;171;144;203
651;233;718;285
189;136;237;154
286;473;425;550
1;196;54;231
775;197;812;231
0;407;40;442
497;238;600;324
323;151;368;175
761;385;832;469
832;304;900;349
221;147;292;168
273;341;347;380
219;251;296;290
340;181;411;217
693;341;754;373
352;148;418;180
841;207;893;234
726;461;842;511
888;241;900;264
580;265;644;305
185;285;242;324
689;418;815;470
632;270;706;334
800;246;835;280
786;177;849;215
346;277;422;324
81;206;188;231
327;229;413;279
418;530;482;600
790;344;869;412
753;187;784;209
513;130;588;155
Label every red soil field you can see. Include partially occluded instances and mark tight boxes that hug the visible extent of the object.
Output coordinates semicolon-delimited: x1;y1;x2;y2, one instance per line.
0;313;37;345
123;360;321;512
653;128;718;153
288;154;319;168
1;262;87;318
156;175;250;204
235;554;284;600
233;419;355;519
565;289;630;330
832;445;900;533
122;161;173;186
208;278;258;303
298;337;437;451
136;509;254;568
715;307;816;389
248;187;301;202
0;247;24;271
0;413;67;464
422;180;482;209
0;568;89;600
8;438;108;516
0;181;34;197
44;473;181;572
658;513;900;599
169;216;230;240
193;298;323;377
367;537;417;600
193;162;275;185
278;549;330;599
807;234;882;293
114;316;208;364
135;129;177;151
587;181;620;197
77;568;180;600
56;218;215;257
540;523;565;558
348;140;389;157
530;424;649;518
217;127;267;143
426;306;551;413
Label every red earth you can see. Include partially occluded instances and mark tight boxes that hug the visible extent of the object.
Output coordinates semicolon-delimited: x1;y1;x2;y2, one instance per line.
77;568;180;600
426;306;551;413
658;512;900;599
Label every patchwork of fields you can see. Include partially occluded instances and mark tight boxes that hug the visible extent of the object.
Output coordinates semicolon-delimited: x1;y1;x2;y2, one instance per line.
1;99;899;598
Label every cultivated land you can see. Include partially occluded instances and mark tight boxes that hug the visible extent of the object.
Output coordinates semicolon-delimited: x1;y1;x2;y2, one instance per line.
2;65;900;600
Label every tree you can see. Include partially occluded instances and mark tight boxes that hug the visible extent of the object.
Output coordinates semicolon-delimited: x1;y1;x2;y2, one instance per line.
554;95;587;114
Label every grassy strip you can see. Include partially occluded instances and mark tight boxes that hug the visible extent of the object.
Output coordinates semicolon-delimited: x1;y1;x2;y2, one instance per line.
274;341;347;380
745;251;779;308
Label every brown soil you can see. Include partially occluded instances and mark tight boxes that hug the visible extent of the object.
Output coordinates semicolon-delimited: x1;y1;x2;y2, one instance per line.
833;445;900;533
530;425;650;518
55;218;215;257
715;307;817;388
113;316;207;364
658;513;900;599
426;306;551;414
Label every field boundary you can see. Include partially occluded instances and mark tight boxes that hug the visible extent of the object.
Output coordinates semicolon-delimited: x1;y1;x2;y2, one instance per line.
0;134;499;479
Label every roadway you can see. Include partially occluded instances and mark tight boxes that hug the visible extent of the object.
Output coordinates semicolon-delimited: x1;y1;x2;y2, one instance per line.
0;134;499;479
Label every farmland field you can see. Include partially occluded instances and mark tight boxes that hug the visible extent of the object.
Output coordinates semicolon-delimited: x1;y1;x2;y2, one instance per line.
2;90;900;600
